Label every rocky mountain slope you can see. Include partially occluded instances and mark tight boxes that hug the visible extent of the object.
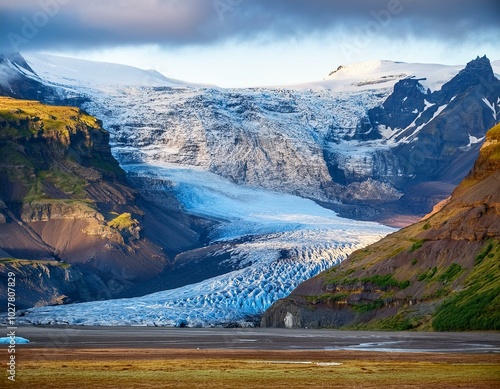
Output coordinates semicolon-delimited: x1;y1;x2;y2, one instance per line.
0;53;87;107
262;124;500;330
0;97;201;308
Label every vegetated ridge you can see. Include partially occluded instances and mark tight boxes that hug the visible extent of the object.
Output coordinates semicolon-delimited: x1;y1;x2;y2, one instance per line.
262;123;500;331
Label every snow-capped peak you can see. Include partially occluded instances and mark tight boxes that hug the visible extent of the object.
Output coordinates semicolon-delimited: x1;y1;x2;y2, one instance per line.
326;60;388;79
290;60;464;92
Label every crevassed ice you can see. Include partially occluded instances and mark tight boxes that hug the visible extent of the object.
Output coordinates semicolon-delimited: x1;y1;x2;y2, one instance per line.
21;165;393;327
18;54;396;326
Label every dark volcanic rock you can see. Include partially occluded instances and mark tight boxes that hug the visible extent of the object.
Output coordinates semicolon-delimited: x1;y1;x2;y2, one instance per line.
436;55;496;104
369;77;429;131
334;55;500;220
393;56;500;185
0;259;128;310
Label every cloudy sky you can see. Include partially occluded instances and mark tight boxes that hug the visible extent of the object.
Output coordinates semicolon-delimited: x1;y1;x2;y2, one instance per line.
1;0;499;87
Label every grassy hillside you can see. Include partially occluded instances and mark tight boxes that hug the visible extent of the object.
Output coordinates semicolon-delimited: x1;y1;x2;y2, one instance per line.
262;123;500;330
0;96;125;205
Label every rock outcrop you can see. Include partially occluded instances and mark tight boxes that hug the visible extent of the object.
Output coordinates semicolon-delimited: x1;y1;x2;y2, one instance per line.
0;259;122;310
334;56;500;222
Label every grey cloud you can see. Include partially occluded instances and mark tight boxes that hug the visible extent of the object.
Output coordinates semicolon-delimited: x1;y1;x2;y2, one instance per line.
1;0;499;53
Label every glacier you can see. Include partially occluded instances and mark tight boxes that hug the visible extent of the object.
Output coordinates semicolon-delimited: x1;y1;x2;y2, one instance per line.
19;53;491;326
20;162;392;327
22;52;469;204
124;162;390;241
79;84;390;202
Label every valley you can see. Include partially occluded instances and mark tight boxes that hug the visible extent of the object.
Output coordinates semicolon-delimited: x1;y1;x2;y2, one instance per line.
1;52;499;328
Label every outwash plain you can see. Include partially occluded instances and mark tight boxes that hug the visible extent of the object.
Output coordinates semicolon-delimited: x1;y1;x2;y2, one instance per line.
10;326;500;388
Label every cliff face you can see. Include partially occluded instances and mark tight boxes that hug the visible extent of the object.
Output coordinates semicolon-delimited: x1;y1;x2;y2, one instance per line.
0;259;116;309
0;97;201;309
262;124;500;331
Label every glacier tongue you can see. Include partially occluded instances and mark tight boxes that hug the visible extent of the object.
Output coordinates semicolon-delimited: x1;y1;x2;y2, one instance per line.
124;162;388;241
17;53;397;326
20;226;391;328
21;163;393;327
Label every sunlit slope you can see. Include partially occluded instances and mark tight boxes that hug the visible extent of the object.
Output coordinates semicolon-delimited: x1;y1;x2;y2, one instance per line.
262;123;500;331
